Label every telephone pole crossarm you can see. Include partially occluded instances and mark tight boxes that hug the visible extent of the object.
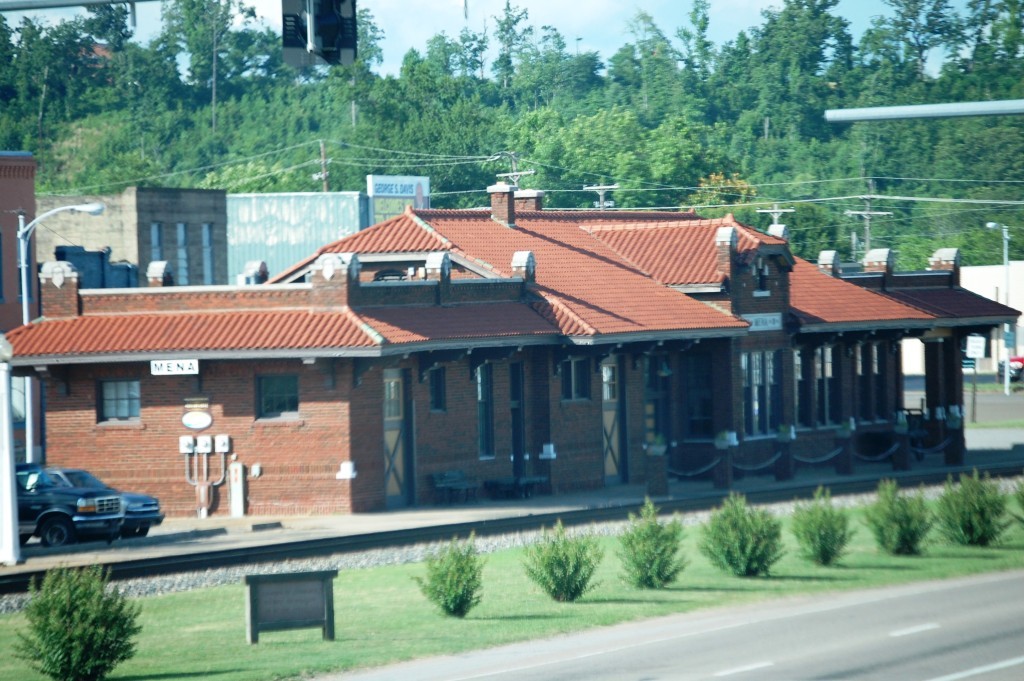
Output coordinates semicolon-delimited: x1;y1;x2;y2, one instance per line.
584;184;619;211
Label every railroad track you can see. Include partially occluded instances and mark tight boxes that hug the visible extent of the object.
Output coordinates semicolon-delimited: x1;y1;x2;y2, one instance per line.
2;463;1021;595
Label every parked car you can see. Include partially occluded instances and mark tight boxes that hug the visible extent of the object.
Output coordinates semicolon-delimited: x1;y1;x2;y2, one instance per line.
997;356;1023;382
15;463;124;547
47;467;164;538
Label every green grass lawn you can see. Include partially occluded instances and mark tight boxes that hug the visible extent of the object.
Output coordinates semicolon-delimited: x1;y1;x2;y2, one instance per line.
2;499;1024;681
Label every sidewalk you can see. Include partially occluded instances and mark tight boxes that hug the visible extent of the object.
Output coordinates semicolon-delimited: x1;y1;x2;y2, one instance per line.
5;425;1022;579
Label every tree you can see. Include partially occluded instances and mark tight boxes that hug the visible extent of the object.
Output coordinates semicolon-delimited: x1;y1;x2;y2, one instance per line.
492;0;531;89
881;0;960;78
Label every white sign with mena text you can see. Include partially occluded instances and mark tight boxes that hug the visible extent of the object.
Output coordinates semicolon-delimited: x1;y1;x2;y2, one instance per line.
151;359;199;375
742;313;783;332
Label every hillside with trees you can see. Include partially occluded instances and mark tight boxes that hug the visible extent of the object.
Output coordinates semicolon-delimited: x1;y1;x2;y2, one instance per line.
1;0;1021;267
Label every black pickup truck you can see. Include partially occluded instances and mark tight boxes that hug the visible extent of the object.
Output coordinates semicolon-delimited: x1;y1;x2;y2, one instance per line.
16;463;125;547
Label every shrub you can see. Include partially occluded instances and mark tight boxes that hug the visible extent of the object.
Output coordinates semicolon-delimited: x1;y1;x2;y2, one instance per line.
15;566;141;681
791;486;854;566
698;493;784;577
617;498;687;589
523;521;603;602
935;470;1010;546
864;479;933;555
414;533;485;618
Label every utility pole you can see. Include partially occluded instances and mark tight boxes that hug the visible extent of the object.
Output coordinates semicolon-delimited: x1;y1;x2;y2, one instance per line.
317;139;329;192
755;203;794;227
490;151;535;185
845;197;891;253
584;184;619;211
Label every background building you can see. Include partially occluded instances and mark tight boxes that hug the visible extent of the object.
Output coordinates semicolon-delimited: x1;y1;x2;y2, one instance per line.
226;192;368;279
36;187;228;286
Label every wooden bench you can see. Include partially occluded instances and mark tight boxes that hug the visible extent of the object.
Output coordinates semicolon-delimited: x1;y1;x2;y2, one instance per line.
432;470;478;504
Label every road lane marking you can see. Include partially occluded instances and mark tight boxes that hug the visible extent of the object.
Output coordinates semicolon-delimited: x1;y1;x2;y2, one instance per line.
924;655;1024;681
890;622;940;637
714;661;774;677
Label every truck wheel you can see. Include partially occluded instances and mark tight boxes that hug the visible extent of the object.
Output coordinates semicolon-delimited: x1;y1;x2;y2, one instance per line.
39;517;76;547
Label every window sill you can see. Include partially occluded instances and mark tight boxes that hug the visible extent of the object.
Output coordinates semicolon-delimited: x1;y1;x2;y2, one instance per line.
96;420;145;430
254;417;305;428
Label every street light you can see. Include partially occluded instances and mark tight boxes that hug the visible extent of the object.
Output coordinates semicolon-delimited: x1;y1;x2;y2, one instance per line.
0;332;21;565
16;202;105;463
985;221;1012;397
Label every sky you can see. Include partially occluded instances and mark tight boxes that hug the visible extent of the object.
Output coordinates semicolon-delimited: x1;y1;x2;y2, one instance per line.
2;0;970;76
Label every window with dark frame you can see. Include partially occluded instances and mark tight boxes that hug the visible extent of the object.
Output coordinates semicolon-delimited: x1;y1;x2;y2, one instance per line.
428;366;446;411
560;357;591;400
99;379;141;422
257;375;298;418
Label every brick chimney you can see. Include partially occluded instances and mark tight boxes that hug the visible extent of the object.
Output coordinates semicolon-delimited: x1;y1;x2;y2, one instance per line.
817;250;838;277
146;261;173;287
715;226;736;281
928;247;961;286
488;182;517;228
310;252;360;308
39;261;80;319
514;189;544;212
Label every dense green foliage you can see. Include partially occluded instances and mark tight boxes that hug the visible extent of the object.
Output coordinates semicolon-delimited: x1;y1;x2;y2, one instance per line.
699;493;785;576
864;479;934;555
935;470;1011;546
523;520;603;602
3;0;1022;266
617;498;688;589
790;486;855;566
414;533;485;617
15;566;141;681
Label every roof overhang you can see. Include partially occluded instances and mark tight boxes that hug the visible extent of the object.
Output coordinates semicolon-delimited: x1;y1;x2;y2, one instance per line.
795;319;935;334
566;326;747;346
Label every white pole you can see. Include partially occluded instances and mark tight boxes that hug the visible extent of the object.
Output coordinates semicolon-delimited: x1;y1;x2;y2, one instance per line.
16;213;34;464
16;202;104;464
0;334;22;566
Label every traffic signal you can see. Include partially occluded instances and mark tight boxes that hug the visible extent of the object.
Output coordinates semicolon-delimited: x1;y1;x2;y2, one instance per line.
314;0;357;66
281;0;357;68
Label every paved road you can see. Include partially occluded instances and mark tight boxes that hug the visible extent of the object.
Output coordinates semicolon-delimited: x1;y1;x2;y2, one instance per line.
333;570;1024;681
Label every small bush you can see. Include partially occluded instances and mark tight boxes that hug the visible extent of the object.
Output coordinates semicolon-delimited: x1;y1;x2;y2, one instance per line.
15;566;141;681
523;521;603;602
414;533;485;618
791;486;854;566
617;498;687;589
864;479;933;555
935;470;1010;546
698;493;784;577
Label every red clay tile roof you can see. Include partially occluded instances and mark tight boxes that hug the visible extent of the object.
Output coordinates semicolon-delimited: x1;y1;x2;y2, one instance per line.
7;309;381;361
789;259;934;330
880;288;1020;324
271;211;452;282
405;210;748;337
281;207;748;338
583;214;782;286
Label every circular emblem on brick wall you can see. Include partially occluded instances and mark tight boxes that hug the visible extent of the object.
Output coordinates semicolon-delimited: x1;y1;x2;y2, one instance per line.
182;410;213;430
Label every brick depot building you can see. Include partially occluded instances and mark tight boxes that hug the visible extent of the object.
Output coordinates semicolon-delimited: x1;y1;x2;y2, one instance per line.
8;184;1019;517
